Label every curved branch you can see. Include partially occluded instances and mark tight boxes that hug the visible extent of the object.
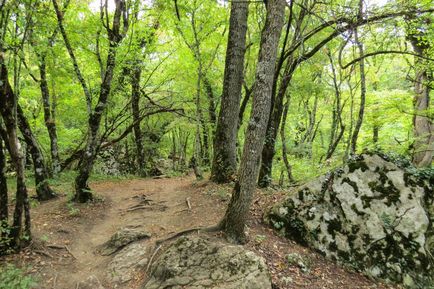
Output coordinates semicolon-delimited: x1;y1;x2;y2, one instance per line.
341;50;434;69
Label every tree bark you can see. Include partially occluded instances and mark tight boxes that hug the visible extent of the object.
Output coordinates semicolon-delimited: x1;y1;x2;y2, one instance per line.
219;0;285;243
409;32;433;167
0;56;31;249
17;105;56;201
280;96;294;183
350;1;366;154
131;64;146;176
211;0;249;183
0;131;8;227
39;55;60;175
258;60;297;187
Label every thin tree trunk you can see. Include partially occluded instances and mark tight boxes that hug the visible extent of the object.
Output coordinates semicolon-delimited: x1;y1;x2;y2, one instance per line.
325;50;345;160
280;96;294;183
219;0;285;243
0;131;8;229
211;0;249;183
350;2;366;154
238;83;252;127
131;64;146;176
39;55;60;175
17;105;56;201
203;77;217;126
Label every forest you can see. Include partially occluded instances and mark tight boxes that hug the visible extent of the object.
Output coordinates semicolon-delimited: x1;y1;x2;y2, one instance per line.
0;0;433;288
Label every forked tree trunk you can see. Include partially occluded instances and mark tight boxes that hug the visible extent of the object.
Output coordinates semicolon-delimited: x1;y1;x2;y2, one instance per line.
219;0;285;243
17;105;56;201
211;0;249;183
53;0;129;202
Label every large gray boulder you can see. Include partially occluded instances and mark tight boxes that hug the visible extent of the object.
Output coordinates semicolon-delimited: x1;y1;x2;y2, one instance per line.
267;153;433;288
143;236;272;289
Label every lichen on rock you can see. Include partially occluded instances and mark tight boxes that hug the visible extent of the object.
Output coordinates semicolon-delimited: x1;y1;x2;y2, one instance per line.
266;154;433;288
143;236;272;289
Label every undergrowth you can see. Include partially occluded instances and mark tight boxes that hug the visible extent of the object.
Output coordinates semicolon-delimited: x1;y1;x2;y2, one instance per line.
0;264;37;289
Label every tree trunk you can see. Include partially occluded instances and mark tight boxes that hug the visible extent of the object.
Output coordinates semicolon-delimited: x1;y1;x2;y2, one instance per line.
258;62;296;187
219;0;285;243
17;105;56;201
74;40;120;202
211;0;249;183
280;96;294;183
55;0;128;202
409;34;433;167
0;132;8;228
131;64;146;176
350;2;366;154
0;57;31;249
39;55;60;175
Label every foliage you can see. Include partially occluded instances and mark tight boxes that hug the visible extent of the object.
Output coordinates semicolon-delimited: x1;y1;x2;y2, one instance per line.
0;264;37;289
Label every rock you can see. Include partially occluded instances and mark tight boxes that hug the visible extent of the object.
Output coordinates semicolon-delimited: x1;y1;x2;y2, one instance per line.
98;227;151;256
77;275;105;289
286;253;310;273
281;276;293;286
267;153;433;288
143;236;272;289
107;242;149;287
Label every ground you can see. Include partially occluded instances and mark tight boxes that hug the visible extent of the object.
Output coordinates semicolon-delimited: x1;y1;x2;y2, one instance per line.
0;175;401;289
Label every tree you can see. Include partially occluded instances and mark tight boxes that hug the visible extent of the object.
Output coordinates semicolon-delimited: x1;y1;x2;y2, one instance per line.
17;105;56;201
218;0;286;243
53;0;130;202
0;55;31;249
211;0;249;183
350;0;367;154
408;17;433;167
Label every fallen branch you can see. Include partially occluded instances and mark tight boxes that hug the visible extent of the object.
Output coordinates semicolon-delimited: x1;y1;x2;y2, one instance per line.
34;249;53;258
47;244;76;259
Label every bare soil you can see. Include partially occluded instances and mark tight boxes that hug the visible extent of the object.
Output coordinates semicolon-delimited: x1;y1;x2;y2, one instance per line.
0;175;401;289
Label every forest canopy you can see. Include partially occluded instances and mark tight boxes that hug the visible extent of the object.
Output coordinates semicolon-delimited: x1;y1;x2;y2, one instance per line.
0;0;433;254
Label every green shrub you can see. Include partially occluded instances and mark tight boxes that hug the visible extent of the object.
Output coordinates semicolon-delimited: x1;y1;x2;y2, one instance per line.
0;264;37;289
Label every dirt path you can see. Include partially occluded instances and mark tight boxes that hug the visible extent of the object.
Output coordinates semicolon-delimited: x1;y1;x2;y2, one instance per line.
1;175;400;289
21;175;226;289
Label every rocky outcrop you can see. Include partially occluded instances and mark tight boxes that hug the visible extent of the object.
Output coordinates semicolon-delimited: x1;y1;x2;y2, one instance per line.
267;153;433;288
107;242;149;287
98;227;151;256
143;236;272;289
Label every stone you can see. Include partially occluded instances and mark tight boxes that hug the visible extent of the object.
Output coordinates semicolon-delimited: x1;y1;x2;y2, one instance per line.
107;242;149;287
143;236;272;289
77;275;105;289
286;253;310;273
266;153;433;288
98;227;151;256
